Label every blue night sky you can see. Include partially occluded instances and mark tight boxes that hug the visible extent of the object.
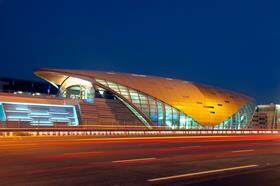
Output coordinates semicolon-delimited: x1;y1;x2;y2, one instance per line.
0;0;280;103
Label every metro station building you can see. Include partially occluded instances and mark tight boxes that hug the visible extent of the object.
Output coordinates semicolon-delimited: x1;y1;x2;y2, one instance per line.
0;69;256;129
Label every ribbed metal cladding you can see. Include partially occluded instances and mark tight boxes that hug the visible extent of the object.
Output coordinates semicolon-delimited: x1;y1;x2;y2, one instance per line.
35;68;256;127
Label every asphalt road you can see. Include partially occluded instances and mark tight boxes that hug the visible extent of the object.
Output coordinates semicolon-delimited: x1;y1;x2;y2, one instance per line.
2;135;280;186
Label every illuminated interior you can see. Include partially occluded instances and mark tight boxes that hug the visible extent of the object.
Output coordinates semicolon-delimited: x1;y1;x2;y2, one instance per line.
60;76;95;103
0;103;5;121
0;102;79;126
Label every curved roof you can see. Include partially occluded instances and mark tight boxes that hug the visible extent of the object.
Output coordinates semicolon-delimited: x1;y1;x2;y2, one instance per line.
35;68;255;126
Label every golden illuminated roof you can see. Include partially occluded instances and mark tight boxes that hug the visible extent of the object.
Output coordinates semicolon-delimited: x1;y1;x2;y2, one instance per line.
35;68;255;126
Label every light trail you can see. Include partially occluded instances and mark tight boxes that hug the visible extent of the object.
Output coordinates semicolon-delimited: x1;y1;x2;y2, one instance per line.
232;150;255;153
112;157;157;163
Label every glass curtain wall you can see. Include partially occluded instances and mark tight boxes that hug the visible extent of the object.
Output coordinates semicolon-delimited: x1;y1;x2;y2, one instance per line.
213;102;256;129
96;79;203;129
96;79;255;130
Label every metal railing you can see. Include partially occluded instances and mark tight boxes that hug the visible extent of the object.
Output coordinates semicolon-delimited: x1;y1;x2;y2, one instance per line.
0;127;280;137
0;121;279;131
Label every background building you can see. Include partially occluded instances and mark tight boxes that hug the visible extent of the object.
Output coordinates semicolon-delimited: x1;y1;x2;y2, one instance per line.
0;77;57;96
250;104;280;129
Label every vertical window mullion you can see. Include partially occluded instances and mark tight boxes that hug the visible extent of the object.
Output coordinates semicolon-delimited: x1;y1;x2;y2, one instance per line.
178;112;181;129
155;98;159;127
138;92;143;113
146;95;151;119
127;88;133;103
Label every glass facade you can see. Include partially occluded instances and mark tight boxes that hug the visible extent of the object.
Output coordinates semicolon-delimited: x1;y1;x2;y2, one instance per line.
213;102;256;129
117;96;151;128
96;79;255;129
96;79;209;129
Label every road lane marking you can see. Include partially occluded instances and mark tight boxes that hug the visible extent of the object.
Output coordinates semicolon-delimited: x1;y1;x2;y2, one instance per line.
148;164;259;182
113;157;157;163
44;151;104;159
232;150;255;153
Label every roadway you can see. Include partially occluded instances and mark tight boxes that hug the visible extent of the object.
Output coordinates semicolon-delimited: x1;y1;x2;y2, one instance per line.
1;135;280;185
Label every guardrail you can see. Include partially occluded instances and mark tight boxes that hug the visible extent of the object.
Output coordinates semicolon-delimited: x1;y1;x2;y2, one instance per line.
0;129;280;137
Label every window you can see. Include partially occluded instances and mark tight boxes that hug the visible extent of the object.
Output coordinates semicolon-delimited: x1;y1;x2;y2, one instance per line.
204;106;214;109
179;114;187;128
165;105;173;127
131;99;140;104
157;101;164;126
